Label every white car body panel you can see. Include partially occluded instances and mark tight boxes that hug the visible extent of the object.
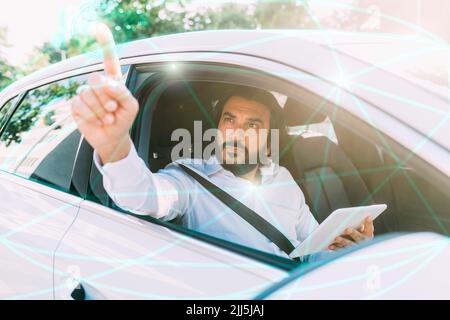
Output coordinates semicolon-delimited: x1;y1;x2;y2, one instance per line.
0;171;81;299
262;233;450;299
53;200;285;300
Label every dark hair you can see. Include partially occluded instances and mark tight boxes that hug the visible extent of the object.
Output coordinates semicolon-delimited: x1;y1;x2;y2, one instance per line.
213;85;285;136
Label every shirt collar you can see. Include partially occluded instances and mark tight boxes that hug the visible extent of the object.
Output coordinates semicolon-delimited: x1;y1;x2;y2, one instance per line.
204;154;279;178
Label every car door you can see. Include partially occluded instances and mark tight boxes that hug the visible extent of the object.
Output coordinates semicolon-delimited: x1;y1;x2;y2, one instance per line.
0;75;88;299
54;198;289;299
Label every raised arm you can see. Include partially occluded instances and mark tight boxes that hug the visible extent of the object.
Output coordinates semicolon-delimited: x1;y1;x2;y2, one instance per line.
70;23;191;220
71;23;137;165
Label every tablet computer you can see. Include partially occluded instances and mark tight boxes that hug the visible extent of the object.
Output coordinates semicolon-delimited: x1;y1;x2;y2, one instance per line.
290;204;387;258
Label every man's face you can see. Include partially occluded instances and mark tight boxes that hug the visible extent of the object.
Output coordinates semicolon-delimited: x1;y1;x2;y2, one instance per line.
216;96;271;171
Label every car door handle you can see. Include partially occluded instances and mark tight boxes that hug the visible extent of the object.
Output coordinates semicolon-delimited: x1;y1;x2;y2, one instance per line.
71;283;86;300
69;282;107;300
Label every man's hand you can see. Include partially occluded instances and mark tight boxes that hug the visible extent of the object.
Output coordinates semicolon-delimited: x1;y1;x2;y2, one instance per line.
328;216;374;251
70;23;138;165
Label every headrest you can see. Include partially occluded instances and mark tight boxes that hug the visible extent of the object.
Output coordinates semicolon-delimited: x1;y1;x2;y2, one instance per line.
283;97;327;126
152;81;218;148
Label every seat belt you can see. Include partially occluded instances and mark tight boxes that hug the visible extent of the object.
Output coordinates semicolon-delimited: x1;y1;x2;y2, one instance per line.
177;163;300;261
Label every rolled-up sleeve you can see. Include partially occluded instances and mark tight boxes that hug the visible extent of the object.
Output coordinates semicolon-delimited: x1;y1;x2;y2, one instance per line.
93;142;193;221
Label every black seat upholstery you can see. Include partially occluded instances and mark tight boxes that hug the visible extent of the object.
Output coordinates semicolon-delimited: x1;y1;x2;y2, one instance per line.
148;81;220;172
281;98;373;223
283;135;374;223
148;81;260;172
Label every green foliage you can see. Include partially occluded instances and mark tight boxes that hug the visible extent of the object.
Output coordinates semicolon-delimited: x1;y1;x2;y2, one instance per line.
43;110;56;126
2;1;315;80
97;0;194;43
0;27;18;91
0;80;81;146
0;59;16;91
39;36;97;65
253;1;312;28
30;0;312;68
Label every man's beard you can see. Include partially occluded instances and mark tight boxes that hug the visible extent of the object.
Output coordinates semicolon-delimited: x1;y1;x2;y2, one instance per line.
222;161;258;177
219;141;259;176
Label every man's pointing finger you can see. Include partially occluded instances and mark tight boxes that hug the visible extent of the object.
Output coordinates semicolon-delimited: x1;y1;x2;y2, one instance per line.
93;22;122;81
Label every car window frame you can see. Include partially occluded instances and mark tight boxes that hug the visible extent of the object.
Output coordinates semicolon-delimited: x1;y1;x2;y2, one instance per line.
110;61;337;271
125;59;450;273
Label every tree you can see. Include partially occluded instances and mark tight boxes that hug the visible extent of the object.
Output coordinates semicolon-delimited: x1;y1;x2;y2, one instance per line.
25;34;97;74
29;0;313;69
0;59;16;91
98;0;313;41
0;27;18;91
29;0;211;69
0;79;81;146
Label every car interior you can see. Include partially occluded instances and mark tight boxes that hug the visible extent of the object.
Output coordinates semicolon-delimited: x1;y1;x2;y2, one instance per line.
134;79;395;235
83;62;450;262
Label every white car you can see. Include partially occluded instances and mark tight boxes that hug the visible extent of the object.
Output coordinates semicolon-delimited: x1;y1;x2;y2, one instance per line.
0;30;449;300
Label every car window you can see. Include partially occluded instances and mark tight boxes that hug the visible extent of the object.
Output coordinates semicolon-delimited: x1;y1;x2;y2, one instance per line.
0;96;19;132
130;65;311;268
0;75;86;193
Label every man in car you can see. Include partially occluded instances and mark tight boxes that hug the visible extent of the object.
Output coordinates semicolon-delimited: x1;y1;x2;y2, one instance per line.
70;27;374;260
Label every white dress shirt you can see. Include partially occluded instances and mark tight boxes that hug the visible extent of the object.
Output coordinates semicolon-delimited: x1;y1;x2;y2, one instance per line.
93;143;319;259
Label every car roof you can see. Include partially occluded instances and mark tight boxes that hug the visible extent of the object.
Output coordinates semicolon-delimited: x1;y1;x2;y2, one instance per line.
6;29;307;92
6;29;444;93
